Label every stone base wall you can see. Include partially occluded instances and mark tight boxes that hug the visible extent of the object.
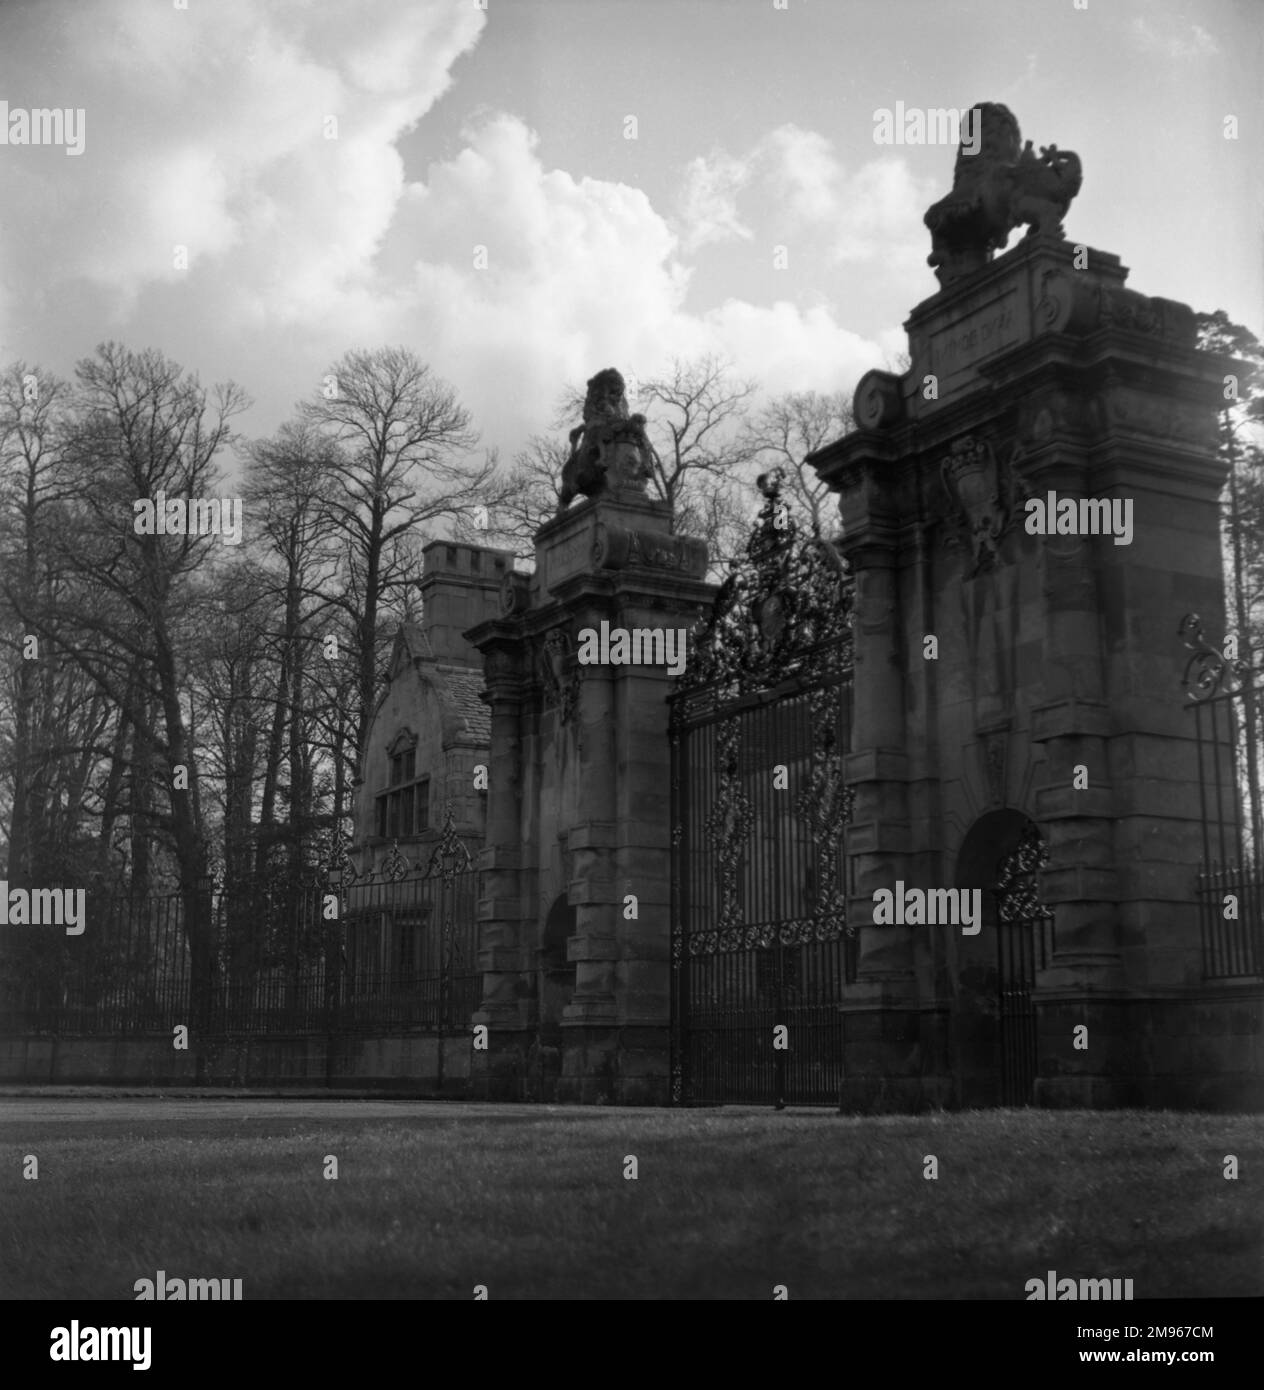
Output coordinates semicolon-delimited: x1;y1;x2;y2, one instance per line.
836;991;1264;1113
471;1024;670;1105
0;1034;473;1093
838;1007;954;1113
1034;992;1264;1111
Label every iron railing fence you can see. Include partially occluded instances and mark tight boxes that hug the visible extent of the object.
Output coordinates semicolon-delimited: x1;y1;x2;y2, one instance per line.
1180;613;1264;980
1197;860;1263;979
0;859;481;1038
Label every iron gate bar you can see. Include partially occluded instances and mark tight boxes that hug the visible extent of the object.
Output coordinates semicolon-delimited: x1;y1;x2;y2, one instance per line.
994;824;1053;1108
1179;613;1263;981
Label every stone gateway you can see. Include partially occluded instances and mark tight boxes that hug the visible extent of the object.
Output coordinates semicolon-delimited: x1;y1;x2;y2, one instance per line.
450;105;1258;1111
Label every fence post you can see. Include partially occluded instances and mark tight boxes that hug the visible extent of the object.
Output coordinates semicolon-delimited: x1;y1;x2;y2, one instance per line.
325;863;343;1089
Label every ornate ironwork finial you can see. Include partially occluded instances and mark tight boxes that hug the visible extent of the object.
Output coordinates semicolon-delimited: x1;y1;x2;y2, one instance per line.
756;468;784;501
382;839;410;882
325;827;358;887
426;803;474;880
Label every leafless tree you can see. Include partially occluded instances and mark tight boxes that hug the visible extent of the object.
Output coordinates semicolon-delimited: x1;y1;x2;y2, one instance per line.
18;345;247;894
299;347;511;769
232;422;345;876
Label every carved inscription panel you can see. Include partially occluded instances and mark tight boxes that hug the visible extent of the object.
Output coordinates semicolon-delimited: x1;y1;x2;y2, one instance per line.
924;291;1021;396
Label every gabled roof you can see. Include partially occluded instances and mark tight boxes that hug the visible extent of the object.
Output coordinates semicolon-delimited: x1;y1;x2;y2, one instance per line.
387;622;434;677
374;623;489;747
432;665;491;743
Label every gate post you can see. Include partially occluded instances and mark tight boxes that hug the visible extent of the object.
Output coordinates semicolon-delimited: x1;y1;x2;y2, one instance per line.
468;369;712;1103
829;449;925;1112
809;103;1236;1111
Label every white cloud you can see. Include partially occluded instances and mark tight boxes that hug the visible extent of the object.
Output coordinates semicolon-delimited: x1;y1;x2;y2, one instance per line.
0;0;485;317
830;160;929;272
1131;17;1219;59
676;150;753;253
699;299;882;399
376;115;886;442
665;123;934;276
756;125;846;226
0;1;892;468
752;124;934;271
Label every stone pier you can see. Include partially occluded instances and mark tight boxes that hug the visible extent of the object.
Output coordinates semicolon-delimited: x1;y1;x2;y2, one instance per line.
468;373;711;1103
808;103;1254;1109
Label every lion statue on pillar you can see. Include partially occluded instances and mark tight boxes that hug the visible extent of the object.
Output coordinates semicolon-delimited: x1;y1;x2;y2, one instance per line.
557;368;655;513
923;103;1083;287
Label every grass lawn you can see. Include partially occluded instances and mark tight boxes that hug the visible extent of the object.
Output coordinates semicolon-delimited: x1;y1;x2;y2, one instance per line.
2;1100;1260;1300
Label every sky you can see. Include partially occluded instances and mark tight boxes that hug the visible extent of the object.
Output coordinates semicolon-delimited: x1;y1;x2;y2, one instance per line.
0;0;1260;483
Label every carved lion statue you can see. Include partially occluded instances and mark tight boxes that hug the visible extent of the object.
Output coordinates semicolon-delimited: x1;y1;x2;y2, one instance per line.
557;368;654;513
1011;140;1082;237
924;103;1082;286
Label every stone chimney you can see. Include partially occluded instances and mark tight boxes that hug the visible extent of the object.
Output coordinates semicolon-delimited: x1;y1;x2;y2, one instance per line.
420;540;516;666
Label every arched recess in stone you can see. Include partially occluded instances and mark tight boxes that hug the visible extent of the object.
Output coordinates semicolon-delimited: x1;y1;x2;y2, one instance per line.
539;894;577;1046
951;808;1047;1107
955;808;1035;891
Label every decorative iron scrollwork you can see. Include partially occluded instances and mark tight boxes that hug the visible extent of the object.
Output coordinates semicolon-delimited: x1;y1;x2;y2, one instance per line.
703;717;754;939
1179;612;1246;701
426;804;474;882
424;807;472;976
793;683;852;937
675;470;852;704
995;824;1054;924
690;916;832;956
671;472;854;962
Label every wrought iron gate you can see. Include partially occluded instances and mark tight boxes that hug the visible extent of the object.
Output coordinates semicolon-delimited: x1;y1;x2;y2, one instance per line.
670;473;854;1105
993;824;1051;1106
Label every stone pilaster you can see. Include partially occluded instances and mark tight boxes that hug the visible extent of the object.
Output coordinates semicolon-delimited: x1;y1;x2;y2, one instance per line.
468;638;533;1099
814;439;922;1110
563;661;619;1028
